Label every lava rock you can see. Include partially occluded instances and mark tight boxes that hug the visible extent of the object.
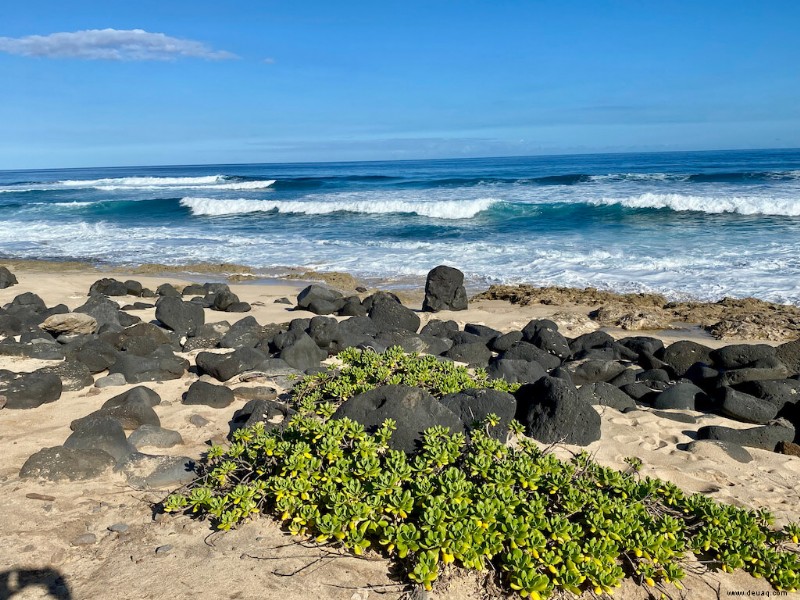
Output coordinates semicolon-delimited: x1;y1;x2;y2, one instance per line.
697;419;795;451
64;337;118;374
489;331;524;353
38;360;95;391
523;321;570;359
422;265;468;312
229;399;296;435
716;387;779;424
0;371;62;409
89;278;129;296
183;381;235;408
514;376;601;446
94;373;127;388
296;285;345;315
577;382;637;412
718;366;791;387
563;359;627;385
486;358;546;384
108;352;185;384
711;344;780;370
64;415;135;463
307;316;340;349
440;388;517;439
734;379;800;411
443;342;492;367
19;446;115;481
501;342;562;370
776;339;800;375
368;296;421;333
661;341;713;378
333;385;464;454
196;348;271;382
73;294;121;327
155;296;204;336
0;266;18;289
683;440;753;463
652;382;708;410
128;425;183;449
279;331;328;370
116;453;196;489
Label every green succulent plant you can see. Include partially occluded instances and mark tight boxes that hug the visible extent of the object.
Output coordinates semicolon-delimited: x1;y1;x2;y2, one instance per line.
163;348;800;597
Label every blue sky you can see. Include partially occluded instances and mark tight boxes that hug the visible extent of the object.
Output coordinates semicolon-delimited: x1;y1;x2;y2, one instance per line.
1;1;799;168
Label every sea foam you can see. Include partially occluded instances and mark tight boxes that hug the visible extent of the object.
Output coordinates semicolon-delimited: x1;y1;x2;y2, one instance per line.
179;196;500;219
591;193;800;216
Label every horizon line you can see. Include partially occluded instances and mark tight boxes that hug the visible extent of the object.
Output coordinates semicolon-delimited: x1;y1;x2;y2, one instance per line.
2;145;799;173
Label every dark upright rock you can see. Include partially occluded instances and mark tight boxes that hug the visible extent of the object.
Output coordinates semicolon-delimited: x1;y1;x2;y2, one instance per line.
422;265;467;312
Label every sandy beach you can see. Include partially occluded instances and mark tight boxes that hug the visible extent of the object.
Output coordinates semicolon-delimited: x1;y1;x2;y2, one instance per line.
1;262;799;600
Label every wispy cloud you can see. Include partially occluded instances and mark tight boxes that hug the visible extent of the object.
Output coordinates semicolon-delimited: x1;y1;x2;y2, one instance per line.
0;28;237;61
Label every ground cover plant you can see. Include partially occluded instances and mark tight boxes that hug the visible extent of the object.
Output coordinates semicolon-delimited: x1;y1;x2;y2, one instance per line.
165;348;800;598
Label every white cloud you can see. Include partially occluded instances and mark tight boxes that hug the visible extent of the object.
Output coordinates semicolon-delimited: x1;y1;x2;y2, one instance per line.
0;28;237;61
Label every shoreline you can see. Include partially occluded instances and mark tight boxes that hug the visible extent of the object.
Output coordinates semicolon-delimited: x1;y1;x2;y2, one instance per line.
2;257;799;342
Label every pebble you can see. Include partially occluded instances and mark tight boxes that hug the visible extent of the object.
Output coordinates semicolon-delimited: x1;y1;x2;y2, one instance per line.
155;544;173;555
71;533;97;546
189;414;209;427
108;523;129;533
26;492;56;502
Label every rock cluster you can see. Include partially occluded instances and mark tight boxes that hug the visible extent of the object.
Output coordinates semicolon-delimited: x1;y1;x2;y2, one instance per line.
6;270;800;488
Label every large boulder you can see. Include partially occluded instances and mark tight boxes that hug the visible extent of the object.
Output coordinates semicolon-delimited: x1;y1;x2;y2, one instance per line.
442;342;492;367
128;425;183;450
711;344;780;370
19;446;115;481
0;371;62;409
514;376;601;446
368;296;420;333
107;352;186;384
661;341;713;378
501;342;561;370
41;313;97;336
195;347;269;382
0;266;18;289
486;358;546;384
155;296;204;336
577;382;637;412
440;388;516;440
734;379;800;411
183;381;235;408
716;387;779;424
776;339;800;375
64;415;136;463
296;285;345;315
563;359;626;385
422;265;468;312
697;419;795;451
89;278;129;297
332;385;464;454
64;337;118;373
38;360;95;391
279;332;328;371
74;295;121;327
652;382;709;410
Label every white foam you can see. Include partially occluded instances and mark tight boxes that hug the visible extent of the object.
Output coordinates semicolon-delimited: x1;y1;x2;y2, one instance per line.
179;196;500;219
94;179;275;191
60;175;226;187
591;193;800;216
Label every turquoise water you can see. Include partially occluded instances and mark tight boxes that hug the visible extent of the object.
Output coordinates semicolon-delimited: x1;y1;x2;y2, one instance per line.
1;149;800;302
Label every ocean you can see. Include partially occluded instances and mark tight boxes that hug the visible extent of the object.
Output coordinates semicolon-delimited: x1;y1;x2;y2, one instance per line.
1;149;800;303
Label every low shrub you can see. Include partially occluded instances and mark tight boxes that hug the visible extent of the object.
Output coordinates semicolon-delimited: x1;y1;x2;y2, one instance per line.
289;345;520;416
165;412;800;597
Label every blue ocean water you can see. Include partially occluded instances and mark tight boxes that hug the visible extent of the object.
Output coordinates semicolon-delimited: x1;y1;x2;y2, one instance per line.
1;149;800;303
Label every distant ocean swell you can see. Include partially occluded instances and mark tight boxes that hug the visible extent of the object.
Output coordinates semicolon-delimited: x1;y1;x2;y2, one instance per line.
1;150;800;303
